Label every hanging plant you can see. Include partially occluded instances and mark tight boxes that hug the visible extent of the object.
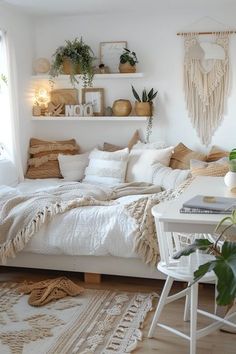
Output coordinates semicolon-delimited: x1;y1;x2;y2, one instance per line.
50;37;95;87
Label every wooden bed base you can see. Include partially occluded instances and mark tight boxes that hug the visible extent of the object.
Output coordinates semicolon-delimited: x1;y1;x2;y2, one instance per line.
0;252;164;283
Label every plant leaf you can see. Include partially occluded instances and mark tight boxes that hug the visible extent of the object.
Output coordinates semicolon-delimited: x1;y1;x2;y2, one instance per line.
214;242;236;305
131;85;140;102
173;239;213;259
193;260;217;283
142;89;147;102
229;149;236;161
148;88;154;101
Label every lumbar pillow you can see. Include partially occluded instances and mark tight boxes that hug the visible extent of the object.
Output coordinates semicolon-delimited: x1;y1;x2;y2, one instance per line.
190;158;229;177
132;140;166;149
83;148;129;185
25;138;80;179
170;143;206;170
126;147;174;183
152;163;191;190
206;146;229;162
58;153;89;181
103;130;140;152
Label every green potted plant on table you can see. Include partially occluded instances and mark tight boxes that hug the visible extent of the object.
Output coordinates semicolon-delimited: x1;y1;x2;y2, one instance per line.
224;148;236;191
50;37;95;87
119;48;138;73
131;85;158;142
174;211;236;307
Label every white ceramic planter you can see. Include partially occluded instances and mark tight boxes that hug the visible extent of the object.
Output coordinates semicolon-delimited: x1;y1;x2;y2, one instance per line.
224;171;236;191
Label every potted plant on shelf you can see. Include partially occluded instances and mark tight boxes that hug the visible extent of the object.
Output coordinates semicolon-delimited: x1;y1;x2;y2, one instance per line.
50;37;95;87
131;85;158;142
173;211;236;307
119;48;138;73
224;148;236;191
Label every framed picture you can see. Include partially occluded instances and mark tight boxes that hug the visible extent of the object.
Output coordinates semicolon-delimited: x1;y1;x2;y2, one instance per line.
81;88;105;116
100;41;127;73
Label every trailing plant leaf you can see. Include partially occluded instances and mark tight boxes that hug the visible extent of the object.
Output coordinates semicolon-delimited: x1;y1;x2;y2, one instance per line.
229;149;236;161
173;239;213;259
131;85;141;102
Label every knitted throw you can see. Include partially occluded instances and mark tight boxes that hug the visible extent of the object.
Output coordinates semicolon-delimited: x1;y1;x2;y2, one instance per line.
184;33;230;146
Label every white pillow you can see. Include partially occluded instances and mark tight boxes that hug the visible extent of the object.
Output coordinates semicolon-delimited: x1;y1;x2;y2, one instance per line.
0;159;18;186
132;140;167;149
126;147;174;183
152;162;191;190
83;148;129;185
58;153;89;181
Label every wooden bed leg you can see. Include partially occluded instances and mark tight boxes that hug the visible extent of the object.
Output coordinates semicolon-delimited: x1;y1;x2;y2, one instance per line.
84;273;101;284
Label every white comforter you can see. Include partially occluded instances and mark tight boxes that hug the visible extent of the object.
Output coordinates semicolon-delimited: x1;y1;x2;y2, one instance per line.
3;179;144;258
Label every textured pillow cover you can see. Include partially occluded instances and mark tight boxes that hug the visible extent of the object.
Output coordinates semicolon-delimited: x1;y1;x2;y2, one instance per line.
26;138;80;179
132;140;167;149
126;147;174;183
83;148;129;185
58;153;89;181
206;146;229;162
170;143;206;170
152;163;191;190
190;158;229;177
103;130;140;152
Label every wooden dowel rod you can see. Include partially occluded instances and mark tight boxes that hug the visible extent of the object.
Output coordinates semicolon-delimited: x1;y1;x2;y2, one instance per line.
177;30;236;36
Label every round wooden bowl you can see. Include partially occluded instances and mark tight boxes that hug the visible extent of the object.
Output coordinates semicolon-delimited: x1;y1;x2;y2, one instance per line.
112;100;132;116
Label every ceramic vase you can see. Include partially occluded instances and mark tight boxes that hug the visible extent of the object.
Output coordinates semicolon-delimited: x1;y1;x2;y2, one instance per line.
135;102;152;116
112;100;132;116
224;171;236;191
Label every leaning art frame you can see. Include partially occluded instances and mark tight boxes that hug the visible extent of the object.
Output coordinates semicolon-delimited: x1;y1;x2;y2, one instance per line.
99;41;127;73
81;88;105;116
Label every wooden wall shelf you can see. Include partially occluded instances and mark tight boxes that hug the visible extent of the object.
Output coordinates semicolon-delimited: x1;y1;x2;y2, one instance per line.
31;116;148;121
31;73;144;80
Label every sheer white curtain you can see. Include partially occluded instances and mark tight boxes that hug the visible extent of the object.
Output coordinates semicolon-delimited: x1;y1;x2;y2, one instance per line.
0;29;24;181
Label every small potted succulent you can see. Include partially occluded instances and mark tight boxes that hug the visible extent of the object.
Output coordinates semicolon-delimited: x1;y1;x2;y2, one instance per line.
50;37;95;87
224;148;236;191
119;48;138;73
131;86;158;142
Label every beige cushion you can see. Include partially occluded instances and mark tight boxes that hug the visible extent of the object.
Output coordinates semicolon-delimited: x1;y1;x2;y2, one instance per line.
190;158;229;177
103;130;140;152
170;143;206;170
26;138;80;179
207;146;229;162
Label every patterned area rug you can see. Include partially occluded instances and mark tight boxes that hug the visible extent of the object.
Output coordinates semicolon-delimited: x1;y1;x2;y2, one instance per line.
0;282;155;354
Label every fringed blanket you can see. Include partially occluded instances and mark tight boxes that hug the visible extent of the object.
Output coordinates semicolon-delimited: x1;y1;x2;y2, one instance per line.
0;180;191;266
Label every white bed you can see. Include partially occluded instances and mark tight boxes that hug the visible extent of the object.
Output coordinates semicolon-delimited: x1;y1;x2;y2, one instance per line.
0;178;164;280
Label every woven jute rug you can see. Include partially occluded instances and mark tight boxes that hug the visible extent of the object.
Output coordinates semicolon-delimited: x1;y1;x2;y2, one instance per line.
0;281;155;354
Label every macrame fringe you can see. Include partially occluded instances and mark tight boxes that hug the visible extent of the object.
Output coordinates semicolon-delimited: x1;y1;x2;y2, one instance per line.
0;197;111;264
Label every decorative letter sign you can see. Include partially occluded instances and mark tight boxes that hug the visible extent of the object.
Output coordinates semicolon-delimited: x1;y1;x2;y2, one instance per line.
65;104;93;117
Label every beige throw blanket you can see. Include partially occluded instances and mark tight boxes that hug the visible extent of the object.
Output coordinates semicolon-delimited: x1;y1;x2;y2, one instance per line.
0;181;190;265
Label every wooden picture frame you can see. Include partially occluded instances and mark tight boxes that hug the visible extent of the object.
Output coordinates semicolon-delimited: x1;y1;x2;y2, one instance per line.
99;41;127;73
81;88;105;116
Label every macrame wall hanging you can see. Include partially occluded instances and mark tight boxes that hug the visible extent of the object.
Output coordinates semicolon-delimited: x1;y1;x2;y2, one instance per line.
178;25;235;146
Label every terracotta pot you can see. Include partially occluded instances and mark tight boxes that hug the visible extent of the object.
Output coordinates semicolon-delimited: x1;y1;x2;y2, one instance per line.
119;62;136;73
135;102;152;116
112;100;132;116
62;57;80;75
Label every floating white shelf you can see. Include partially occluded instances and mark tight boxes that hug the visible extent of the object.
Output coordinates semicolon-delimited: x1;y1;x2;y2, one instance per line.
31;73;144;80
31;116;148;121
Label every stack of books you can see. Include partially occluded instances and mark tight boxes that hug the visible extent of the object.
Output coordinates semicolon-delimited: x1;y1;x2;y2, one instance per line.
180;195;236;214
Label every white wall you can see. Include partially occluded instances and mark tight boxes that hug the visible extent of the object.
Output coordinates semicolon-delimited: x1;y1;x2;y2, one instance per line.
0;2;33;169
33;10;236;153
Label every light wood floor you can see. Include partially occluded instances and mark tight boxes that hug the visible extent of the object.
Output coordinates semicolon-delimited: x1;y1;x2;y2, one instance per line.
1;267;235;354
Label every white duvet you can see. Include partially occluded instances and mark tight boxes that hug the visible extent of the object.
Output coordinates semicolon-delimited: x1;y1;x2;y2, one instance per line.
3;179;143;259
